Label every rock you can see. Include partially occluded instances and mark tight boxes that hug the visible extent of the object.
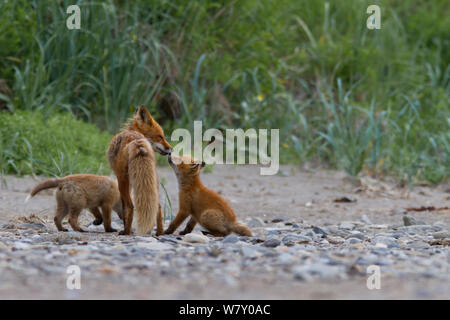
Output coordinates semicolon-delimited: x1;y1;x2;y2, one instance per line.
354;257;370;265
339;222;355;230
408;241;430;249
135;236;156;242
247;217;265;227
277;253;295;265
222;234;239;244
292;263;341;279
240;246;261;259
349;232;366;241
57;238;77;245
136;242;172;250
271;217;285;223
373;236;396;245
263;238;281;248
375;259;392;266
19;223;47;230
403;216;425;226
360;214;372;224
345;238;362;244
429;238;450;246
432;231;449;239
392;209;407;215
327;236;344;244
183;233;209;244
312;226;329;236
13;242;31;250
281;234;310;246
159;235;179;244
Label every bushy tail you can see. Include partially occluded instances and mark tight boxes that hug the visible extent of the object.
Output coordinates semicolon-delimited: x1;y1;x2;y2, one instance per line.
230;222;253;236
25;178;63;202
128;139;159;235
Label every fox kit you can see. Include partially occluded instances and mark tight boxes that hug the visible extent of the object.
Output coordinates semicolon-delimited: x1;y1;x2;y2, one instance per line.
165;155;253;237
107;105;171;235
26;174;123;232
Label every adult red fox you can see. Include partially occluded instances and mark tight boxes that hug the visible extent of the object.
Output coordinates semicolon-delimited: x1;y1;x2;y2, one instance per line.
164;154;252;237
26;174;123;232
107;106;171;235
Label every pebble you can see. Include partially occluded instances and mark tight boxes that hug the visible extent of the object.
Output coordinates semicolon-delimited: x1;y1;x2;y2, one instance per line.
312;226;329;236
281;234;311;246
263;238;281;248
432;231;449;239
339;222;355;230
183;233;209;244
403;216;425;226
0;211;448;297
222;234;239;244
247;217;265;227
360;214;372;224
136;242;172;251
346;238;362;244
240;246;261;259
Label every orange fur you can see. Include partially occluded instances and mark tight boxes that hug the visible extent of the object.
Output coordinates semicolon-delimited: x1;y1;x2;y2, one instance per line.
165;155;252;237
27;174;123;232
107;106;171;235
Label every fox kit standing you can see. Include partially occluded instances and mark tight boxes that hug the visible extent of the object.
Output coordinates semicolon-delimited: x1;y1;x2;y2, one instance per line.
26;174;123;232
165;155;253;237
107;106;172;235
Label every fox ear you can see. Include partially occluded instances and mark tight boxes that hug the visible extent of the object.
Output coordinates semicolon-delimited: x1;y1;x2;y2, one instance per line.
136;105;153;125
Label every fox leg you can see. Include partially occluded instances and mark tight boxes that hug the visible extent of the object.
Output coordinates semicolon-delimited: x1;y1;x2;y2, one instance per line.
156;204;163;236
179;217;197;235
198;210;228;237
89;207;103;225
101;204;117;233
113;201;124;220
54;195;69;232
117;175;134;235
68;207;85;232
164;210;189;234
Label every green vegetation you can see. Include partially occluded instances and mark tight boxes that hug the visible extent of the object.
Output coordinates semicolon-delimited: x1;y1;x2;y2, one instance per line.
0;111;111;176
0;0;448;183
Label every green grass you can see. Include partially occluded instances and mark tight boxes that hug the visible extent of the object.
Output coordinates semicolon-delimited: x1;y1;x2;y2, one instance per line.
0;110;111;177
0;0;448;183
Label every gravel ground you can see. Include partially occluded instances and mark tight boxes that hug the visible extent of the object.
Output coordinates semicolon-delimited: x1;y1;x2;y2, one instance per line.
0;165;449;299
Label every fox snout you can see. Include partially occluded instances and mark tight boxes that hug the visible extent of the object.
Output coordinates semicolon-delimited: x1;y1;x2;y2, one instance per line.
153;142;173;156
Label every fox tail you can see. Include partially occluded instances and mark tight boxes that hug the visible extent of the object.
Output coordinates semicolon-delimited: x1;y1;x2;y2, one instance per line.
128;139;159;235
230;222;253;237
25;178;64;203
